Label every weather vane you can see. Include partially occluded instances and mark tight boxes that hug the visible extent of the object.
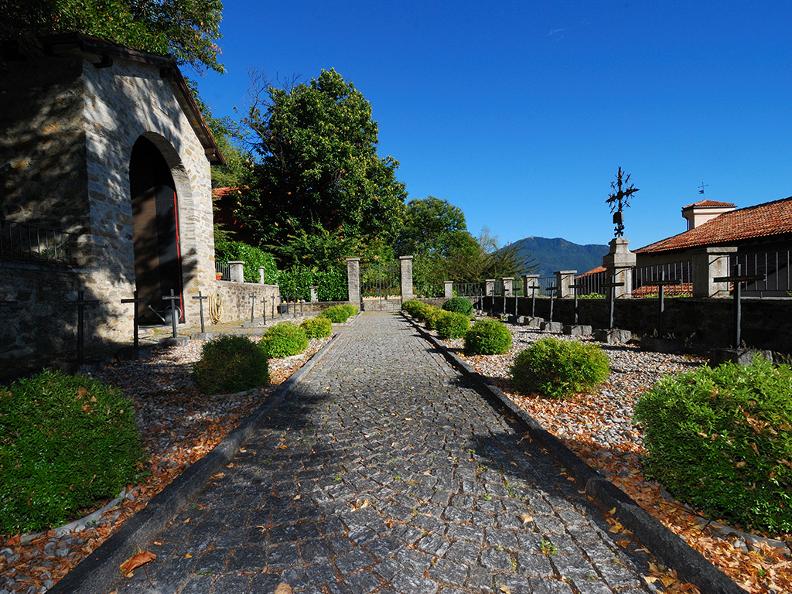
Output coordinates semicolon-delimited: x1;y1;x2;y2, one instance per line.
698;181;709;195
606;166;639;238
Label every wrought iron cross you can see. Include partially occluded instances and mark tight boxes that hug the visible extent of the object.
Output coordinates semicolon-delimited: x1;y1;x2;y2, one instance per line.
120;290;144;357
640;271;681;336
714;264;766;348
67;288;99;366
527;283;539;317
601;275;625;330
249;293;257;324
569;282;585;325
606;167;639;238
192;291;208;334
162;289;181;339
546;285;559;323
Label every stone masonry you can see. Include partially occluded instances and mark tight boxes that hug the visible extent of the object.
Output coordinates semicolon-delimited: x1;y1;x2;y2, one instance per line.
103;313;652;594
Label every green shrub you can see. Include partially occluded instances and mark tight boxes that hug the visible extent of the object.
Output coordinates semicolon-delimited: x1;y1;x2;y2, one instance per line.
634;357;792;533
423;306;444;330
464;319;512;355
321;304;353;323
510;337;610;399
278;265;347;301
194;335;269;394
402;299;423;317
259;323;309;358
435;311;470;339
301;316;332;339
340;304;358;318
442;297;474;317
0;370;144;534
214;240;278;283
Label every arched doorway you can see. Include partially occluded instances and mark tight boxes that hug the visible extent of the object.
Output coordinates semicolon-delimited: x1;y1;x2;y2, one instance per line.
129;136;185;324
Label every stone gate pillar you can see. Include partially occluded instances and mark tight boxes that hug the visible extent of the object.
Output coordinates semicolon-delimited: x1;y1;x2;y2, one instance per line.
346;257;360;305
602;238;636;298
444;281;453;299
399;255;414;301
556;270;577;298
485;279;495;296
229;261;244;283
523;274;539;295
691;247;736;298
502;277;514;297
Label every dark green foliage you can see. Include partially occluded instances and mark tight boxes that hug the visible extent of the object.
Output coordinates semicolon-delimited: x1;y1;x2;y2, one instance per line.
193;335;269;395
301;317;332;339
278;266;347;301
442;297;474;317
320;304;357;323
214;240;278;284
464;319;512;355
3;0;224;73
0;370;144;534
634;358;792;533
402;299;428;319
510;338;610;399
435;311;470;339
259;323;309;358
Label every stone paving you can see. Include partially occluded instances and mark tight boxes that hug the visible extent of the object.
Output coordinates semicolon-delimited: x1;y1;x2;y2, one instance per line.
106;312;653;594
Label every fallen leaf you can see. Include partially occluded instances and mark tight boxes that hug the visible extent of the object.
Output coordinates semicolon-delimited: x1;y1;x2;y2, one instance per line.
274;583;293;594
183;553;192;559
519;513;534;524
119;550;156;575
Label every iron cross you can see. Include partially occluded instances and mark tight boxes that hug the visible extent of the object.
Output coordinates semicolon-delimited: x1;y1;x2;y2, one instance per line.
66;288;99;366
192;291;209;334
606;167;639;238
640;271;681;336
546;285;559;322
249;293;257;324
120;290;144;357
162;289;181;339
714;264;766;348
601;276;625;330
568;282;585;325
527;283;539;317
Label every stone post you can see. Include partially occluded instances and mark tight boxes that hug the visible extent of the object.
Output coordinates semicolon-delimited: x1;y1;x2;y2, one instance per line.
556;270;577;298
602;238;636;298
444;281;453;299
522;274;539;294
502;277;514;297
346;257;361;306
229;261;245;283
310;286;318;303
485;279;495;296
258;267;266;284
399;256;414;301
691;247;737;298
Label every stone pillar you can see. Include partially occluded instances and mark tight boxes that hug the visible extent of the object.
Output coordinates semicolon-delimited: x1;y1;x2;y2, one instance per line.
229;261;245;283
556;270;577;298
310;286;318;303
258;267;266;284
399;255;414;301
522;274;539;294
691;247;736;298
346;257;361;305
502;277;514;297
485;279;495;296
444;281;453;299
602;238;636;298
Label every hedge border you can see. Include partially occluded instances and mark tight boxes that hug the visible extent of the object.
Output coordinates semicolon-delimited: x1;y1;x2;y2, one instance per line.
403;313;745;594
50;329;345;593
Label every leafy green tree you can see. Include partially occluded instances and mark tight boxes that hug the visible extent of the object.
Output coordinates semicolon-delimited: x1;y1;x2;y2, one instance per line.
1;0;224;73
396;197;467;257
239;69;407;263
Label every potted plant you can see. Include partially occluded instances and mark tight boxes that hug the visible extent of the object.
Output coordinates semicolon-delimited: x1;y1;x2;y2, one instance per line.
215;271;223;280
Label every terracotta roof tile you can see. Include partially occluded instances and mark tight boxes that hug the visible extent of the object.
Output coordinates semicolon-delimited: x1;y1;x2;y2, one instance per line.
578;266;606;276
681;199;736;209
637;197;792;254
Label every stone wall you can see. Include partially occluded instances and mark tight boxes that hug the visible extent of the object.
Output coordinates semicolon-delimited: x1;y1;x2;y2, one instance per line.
212;282;280;324
486;296;792;353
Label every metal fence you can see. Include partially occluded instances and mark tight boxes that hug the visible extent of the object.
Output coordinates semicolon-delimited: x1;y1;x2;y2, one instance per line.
0;221;79;264
631;261;693;297
730;249;791;297
576;269;607;296
453;282;483;297
215;260;231;281
536;276;556;297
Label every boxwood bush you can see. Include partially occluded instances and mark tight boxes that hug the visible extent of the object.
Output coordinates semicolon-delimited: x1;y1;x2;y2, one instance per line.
260;323;309;358
442;297;474;317
0;370;144;534
321;304;355;323
510;337;609;399
435;311;470;339
402;299;428;319
340;304;358;318
194;335;269;394
301;316;332;339
634;357;792;533
464;319;512;355
423;305;444;330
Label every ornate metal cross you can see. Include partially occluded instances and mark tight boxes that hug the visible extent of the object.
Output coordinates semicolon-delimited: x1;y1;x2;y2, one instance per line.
569;282;585;325
606;167;639;238
527;283;539;317
546;285;558;322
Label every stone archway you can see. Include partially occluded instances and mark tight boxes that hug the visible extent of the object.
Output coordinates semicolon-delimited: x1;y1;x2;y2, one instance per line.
129;135;186;324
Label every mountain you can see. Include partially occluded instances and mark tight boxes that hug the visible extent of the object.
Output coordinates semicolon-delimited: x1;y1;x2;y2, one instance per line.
507;237;609;278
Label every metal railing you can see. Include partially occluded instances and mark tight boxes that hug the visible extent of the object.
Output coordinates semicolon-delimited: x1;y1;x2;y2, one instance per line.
0;221;78;264
453;282;484;297
537;276;556;297
730;249;791;296
576;269;607;296
631;261;693;297
215;260;231;280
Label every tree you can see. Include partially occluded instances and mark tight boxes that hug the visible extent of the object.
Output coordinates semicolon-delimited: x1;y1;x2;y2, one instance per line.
395;197;468;257
238;69;407;265
0;0;224;73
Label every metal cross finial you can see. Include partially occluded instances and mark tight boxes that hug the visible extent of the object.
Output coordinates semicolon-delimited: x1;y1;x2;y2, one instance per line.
698;181;709;195
606;166;640;238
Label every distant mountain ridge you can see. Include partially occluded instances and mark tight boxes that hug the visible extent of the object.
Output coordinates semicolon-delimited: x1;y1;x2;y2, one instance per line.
507;236;609;278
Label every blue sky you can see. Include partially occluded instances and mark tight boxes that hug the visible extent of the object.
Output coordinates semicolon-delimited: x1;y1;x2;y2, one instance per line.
193;1;792;248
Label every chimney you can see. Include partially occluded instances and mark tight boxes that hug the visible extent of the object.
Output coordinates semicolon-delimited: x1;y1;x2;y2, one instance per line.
681;200;736;230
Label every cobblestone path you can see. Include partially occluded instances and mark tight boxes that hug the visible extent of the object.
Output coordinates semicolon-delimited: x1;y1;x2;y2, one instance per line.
109;312;652;594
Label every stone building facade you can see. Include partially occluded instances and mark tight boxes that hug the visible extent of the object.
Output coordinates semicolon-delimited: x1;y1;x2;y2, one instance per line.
0;34;223;377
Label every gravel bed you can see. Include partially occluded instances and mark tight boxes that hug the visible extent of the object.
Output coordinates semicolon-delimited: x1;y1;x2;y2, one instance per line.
0;332;330;593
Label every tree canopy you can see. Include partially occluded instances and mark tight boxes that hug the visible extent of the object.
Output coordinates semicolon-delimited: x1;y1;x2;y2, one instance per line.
237;69;407;265
1;0;224;72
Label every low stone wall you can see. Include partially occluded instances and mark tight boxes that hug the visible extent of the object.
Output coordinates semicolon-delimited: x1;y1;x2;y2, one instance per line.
485;296;792;353
212;281;280;324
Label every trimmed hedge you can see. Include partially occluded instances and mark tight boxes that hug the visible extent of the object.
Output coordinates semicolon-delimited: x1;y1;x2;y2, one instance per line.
259;323;309;358
301;316;332;339
510;337;609;399
194;335;269;394
321;304;356;323
464;319;512;355
402;299;428;319
442;297;474;317
423;305;444;330
634;357;792;533
435;311;470;339
0;370;144;534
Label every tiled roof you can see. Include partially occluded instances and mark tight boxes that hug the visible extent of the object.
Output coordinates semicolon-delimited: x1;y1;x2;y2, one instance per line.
212;186;244;199
682;199;736;209
578;266;606;276
637;197;792;254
